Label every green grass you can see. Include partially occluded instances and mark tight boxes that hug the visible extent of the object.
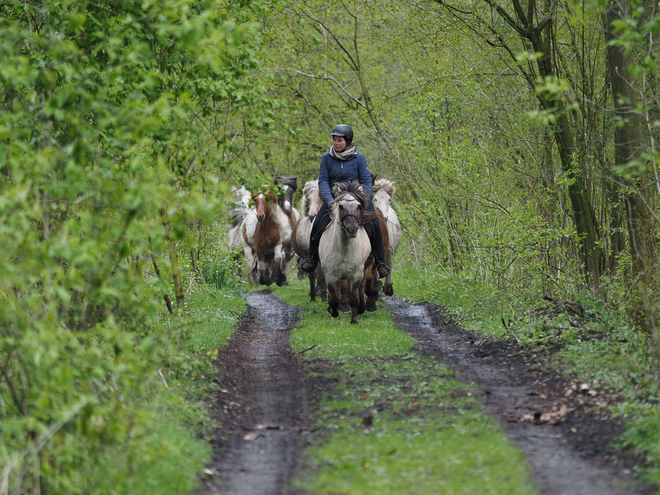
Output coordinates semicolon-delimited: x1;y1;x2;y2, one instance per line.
87;285;248;495
183;287;246;354
271;278;537;494
390;256;660;489
391;264;508;337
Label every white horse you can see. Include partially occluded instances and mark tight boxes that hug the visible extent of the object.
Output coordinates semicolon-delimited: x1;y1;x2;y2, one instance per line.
319;181;374;324
228;186;257;283
292;180;326;301
372;179;401;296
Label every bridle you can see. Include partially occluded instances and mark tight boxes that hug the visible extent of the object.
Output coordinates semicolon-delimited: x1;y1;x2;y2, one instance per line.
336;193;363;233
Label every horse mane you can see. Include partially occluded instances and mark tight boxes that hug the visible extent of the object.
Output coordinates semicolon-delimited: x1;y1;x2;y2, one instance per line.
301;180;319;217
331;181;376;223
230;207;244;227
275;176;298;191
372;178;395;198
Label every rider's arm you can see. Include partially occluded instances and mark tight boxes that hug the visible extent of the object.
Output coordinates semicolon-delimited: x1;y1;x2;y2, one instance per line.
318;154;334;203
357;153;373;199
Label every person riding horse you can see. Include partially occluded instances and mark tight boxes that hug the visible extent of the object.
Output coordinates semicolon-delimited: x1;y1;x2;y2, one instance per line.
300;124;390;279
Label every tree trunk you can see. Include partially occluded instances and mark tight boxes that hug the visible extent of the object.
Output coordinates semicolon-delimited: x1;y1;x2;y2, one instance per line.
169;244;186;311
605;0;658;332
532;41;604;286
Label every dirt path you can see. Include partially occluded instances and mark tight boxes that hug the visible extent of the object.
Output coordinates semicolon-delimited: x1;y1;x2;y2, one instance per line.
197;291;311;495
386;298;655;495
199;291;654;494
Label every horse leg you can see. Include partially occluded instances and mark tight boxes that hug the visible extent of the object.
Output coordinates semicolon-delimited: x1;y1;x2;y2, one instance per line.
308;271;316;302
349;279;362;323
364;264;379;312
327;282;339;318
338;279;350;312
384;251;394;296
257;255;270;285
273;245;288;287
316;265;327;302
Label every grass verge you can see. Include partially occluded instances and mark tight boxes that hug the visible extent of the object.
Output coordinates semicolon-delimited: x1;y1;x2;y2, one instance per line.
91;284;246;494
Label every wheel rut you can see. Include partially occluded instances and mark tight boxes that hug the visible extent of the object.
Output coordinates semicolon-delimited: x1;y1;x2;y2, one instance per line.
386;298;654;495
197;291;311;495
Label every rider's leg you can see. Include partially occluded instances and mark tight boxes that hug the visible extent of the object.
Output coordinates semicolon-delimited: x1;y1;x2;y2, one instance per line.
301;202;331;273
365;203;390;278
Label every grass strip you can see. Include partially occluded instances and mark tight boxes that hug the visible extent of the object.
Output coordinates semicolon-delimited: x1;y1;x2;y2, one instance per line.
270;280;536;494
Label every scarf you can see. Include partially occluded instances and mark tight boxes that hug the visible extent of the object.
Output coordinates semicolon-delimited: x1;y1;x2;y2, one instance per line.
329;143;357;161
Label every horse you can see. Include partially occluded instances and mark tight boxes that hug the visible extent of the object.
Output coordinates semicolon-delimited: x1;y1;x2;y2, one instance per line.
245;187;292;286
228;186;257;283
291;180;327;302
372;179;401;296
362;213;390;311
274;176;299;263
318;181;375;324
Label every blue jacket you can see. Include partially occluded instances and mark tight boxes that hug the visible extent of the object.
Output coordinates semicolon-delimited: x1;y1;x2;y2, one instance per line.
318;150;372;203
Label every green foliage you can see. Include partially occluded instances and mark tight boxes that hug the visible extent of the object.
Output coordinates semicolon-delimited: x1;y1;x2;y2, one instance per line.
0;0;272;492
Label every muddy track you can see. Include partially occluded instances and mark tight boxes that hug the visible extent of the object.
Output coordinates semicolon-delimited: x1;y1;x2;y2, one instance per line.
197;291;311;495
198;291;655;494
387;298;655;495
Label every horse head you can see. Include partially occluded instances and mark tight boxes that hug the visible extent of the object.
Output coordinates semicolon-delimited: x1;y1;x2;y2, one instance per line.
332;181;368;238
274;176;298;214
372;179;395;220
231;185;251;208
253;190;275;222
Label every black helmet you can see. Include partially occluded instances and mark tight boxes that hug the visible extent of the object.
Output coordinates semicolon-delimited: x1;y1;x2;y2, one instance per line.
330;124;353;145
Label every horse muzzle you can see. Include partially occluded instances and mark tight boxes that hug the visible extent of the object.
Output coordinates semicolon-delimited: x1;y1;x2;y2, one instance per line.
257;214;265;222
342;224;359;238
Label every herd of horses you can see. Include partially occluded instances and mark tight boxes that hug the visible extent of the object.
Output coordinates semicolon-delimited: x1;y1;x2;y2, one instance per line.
228;176;401;324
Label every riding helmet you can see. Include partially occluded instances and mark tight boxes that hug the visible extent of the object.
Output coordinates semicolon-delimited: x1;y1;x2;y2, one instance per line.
330;124;353;145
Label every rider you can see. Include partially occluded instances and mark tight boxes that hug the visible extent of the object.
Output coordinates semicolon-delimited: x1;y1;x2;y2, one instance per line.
300;124;390;279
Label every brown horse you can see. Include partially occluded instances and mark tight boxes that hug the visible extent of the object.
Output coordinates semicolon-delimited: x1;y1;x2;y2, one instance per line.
247;189;292;286
362;213;390;311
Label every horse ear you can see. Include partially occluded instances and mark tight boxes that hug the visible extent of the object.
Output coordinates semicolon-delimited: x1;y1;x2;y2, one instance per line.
358;183;364;192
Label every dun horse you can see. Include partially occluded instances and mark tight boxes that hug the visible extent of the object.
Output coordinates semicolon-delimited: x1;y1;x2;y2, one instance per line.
292;180;326;302
319;181;374;324
372;179;401;296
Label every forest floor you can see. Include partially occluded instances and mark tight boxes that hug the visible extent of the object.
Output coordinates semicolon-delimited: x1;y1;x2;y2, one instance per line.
195;290;656;495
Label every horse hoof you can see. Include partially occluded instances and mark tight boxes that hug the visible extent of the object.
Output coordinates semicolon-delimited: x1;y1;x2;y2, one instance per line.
384;286;394;296
351;318;359;324
327;306;339;318
365;302;377;312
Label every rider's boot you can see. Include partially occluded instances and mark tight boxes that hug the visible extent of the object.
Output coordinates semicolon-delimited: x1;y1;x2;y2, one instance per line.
376;262;390;278
301;257;316;273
